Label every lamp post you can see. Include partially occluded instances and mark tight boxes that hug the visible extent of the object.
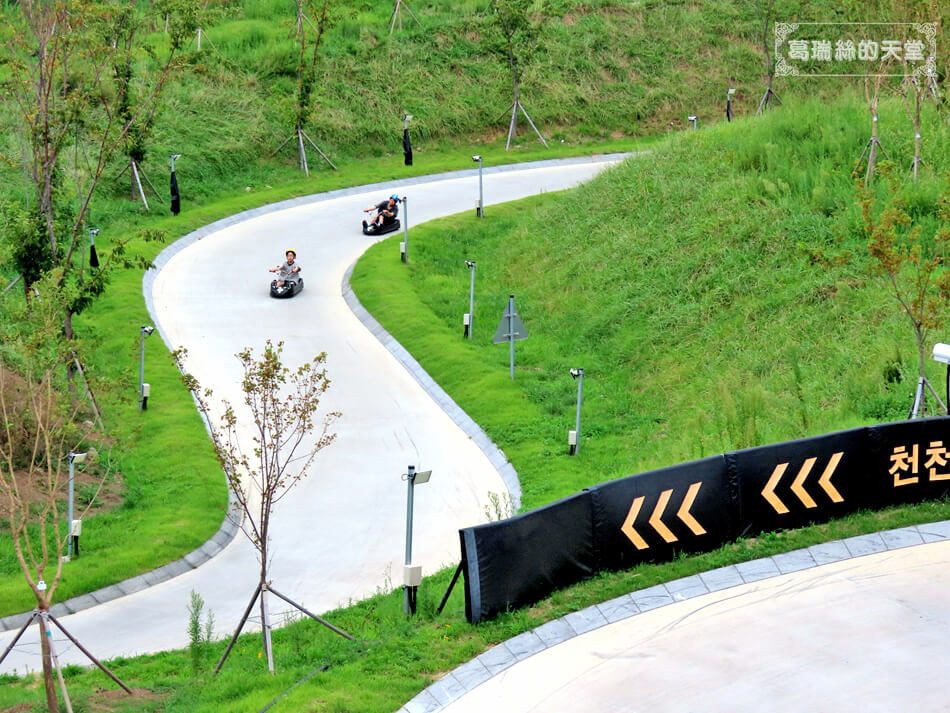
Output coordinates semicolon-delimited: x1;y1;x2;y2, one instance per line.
464;260;476;338
403;465;431;615
139;325;154;410
66;452;87;560
472;155;483;217
401;195;409;264
568;368;584;455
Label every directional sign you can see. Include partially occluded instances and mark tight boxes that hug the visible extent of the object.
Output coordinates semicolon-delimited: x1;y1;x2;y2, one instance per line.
621;481;707;550
761;452;844;514
492;301;529;344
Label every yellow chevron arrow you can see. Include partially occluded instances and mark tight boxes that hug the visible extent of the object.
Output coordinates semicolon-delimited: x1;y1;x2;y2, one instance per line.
818;452;844;503
762;463;790;514
791;457;818;509
621;496;649;550
649;489;678;544
676;481;707;536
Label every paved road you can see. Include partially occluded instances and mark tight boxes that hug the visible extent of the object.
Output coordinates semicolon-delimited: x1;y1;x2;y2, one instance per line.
0;156;625;674
424;535;950;713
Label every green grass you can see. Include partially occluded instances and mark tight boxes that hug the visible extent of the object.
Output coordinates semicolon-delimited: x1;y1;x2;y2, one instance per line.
352;95;950;507
2;499;949;712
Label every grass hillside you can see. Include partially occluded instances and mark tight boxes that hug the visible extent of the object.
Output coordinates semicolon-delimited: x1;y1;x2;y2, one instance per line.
352;95;950;506
3;0;942;235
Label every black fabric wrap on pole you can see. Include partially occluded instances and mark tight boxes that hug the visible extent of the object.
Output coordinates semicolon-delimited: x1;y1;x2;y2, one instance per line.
459;492;593;623
403;128;413;166
89;242;99;269
170;169;181;215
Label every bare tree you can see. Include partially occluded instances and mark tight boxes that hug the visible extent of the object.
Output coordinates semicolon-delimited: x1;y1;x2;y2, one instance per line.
0;285;127;712
174;341;349;674
489;0;548;150
3;0;196;336
754;0;782;114
858;168;950;417
898;67;937;182
272;0;335;173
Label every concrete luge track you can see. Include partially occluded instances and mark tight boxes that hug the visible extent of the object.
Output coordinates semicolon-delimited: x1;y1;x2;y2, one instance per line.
0;155;627;674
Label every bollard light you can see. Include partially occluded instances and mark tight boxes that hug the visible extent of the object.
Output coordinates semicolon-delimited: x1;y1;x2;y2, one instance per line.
139;326;155;411
464;260;476;338
568;368;584;455
66;451;87;560
403;465;432;615
472;156;483;218
688;115;698;130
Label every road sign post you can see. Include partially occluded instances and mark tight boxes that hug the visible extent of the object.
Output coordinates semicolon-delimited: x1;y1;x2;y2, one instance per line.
493;295;529;379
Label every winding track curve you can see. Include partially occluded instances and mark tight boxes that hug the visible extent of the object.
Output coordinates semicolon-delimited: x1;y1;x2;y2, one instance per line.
0;155;627;675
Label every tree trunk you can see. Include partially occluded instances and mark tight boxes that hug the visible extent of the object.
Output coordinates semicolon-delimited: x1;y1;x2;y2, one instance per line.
917;327;927;416
506;53;520;150
867;113;879;183
39;615;60;713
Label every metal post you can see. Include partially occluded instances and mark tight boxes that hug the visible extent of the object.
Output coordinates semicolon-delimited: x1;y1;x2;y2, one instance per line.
67;455;75;559
404;465;415;615
402;196;409;264
508;295;515;380
468;262;476;339
138;329;146;410
477;157;483;218
574;368;584;454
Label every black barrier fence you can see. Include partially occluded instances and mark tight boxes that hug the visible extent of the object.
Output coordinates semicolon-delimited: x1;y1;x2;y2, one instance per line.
459;417;950;623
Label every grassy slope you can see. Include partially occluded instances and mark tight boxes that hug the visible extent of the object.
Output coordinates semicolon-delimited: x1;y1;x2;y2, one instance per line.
353;95;950;507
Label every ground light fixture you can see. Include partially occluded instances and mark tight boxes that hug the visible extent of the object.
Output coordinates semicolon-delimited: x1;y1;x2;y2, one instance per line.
934;343;950;413
139;325;155;410
726;88;736;121
472;155;483;218
65;451;87;560
688;115;698;130
402;465;432;615
568;368;584;455
464;260;476;338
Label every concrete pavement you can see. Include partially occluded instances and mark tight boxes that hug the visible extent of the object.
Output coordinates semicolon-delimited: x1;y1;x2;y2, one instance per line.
0;155;628;674
405;523;950;713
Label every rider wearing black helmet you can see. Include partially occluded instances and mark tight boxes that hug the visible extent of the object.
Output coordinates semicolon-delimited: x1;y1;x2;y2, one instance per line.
363;194;400;230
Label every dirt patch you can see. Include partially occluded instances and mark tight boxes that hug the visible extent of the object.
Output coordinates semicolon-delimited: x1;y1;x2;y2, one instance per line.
0;366;123;526
0;465;124;524
562;13;576;25
86;687;165;712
